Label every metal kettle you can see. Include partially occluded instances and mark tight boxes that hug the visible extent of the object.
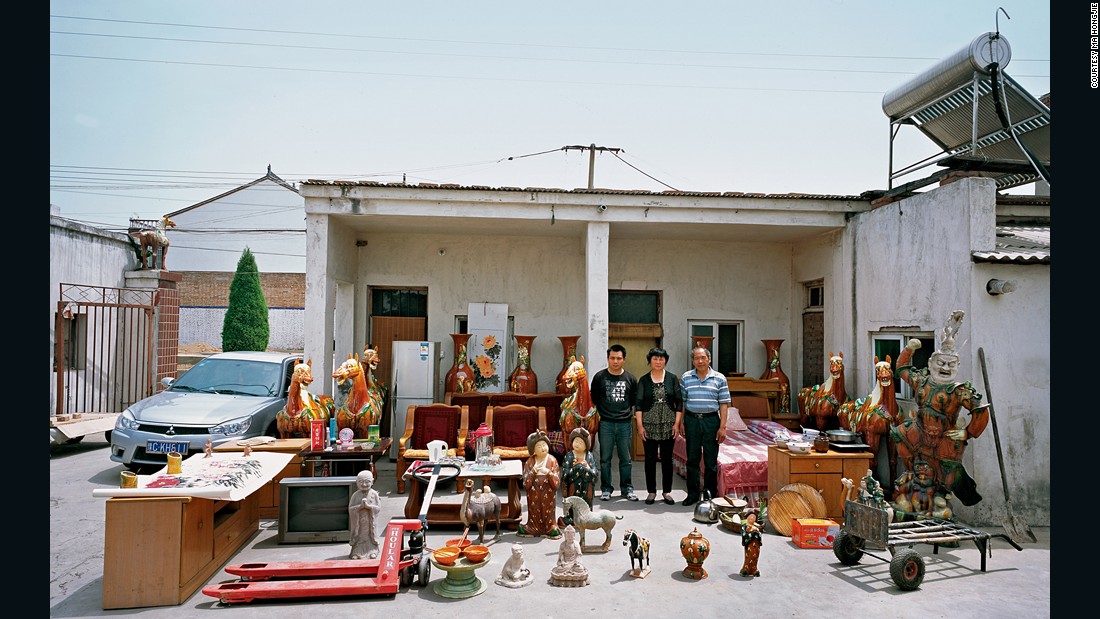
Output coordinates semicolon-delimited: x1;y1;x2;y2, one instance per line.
693;490;718;524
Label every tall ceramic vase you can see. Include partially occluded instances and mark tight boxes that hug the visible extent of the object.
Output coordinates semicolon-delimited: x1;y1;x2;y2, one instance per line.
680;527;711;580
508;335;538;394
760;339;791;417
555;335;581;395
444;333;477;395
691;335;715;357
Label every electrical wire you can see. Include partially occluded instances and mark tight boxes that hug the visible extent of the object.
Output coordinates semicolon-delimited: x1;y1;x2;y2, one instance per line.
988;62;1051;185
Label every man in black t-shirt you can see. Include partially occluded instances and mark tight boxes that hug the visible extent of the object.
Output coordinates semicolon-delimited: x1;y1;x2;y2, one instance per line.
590;344;639;501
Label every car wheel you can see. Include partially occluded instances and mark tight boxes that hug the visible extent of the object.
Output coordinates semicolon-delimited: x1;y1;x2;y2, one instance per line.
104;430;112;443
265;421;280;438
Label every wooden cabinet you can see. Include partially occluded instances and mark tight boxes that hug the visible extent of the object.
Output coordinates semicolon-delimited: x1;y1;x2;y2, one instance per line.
767;445;875;523
213;438;310;518
101;493;259;609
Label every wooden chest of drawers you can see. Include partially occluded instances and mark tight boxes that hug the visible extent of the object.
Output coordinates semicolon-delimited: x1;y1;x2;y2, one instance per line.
767;445;875;523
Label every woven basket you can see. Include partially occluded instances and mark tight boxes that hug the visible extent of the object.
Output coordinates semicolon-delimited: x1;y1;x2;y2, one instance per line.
780;482;827;519
767;490;813;537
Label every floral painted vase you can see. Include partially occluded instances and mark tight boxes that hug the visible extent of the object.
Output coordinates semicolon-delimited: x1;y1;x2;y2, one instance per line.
555;336;581;395
680;527;711;580
508;335;538;394
760;339;792;417
444;333;477;394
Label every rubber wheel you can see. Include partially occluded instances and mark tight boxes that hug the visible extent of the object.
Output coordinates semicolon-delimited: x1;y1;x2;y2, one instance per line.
399;565;413;587
832;530;864;565
889;549;926;591
104;430;112;443
65;435;85;445
417;555;431;586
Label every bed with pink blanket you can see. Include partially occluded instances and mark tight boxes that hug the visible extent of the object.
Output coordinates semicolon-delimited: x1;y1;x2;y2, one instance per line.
672;390;788;507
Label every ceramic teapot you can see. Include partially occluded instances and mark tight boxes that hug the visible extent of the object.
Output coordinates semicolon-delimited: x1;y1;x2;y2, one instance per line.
693;490;718;524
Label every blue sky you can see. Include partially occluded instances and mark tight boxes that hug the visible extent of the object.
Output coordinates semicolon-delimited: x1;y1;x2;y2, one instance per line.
50;1;1051;230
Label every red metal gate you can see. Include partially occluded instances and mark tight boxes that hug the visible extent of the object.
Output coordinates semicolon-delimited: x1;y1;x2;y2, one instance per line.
54;284;157;415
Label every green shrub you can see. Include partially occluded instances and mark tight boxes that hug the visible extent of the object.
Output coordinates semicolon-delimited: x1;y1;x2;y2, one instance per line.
221;247;269;351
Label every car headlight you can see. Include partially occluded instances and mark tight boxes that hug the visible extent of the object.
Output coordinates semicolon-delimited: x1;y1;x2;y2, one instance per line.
210;415;253;436
116;410;140;431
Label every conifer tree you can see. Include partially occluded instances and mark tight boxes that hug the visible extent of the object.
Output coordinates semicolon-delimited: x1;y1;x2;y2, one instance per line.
221;247;269;351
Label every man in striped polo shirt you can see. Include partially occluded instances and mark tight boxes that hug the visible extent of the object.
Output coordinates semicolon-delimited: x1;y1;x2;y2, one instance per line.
677;346;730;506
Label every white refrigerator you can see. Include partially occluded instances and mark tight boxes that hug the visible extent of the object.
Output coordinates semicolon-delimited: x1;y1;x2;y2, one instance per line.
389;341;441;459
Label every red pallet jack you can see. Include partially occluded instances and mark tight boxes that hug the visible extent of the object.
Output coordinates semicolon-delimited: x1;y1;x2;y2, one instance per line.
202;461;463;604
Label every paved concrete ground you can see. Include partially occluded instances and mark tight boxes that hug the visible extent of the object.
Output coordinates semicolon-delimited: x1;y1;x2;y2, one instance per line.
51;437;1051;618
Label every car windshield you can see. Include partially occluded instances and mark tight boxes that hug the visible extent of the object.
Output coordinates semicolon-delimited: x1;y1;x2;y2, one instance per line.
171;358;281;397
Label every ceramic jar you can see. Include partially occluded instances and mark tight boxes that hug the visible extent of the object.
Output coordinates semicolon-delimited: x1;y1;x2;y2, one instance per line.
508;335;538;394
679;527;711;580
555;336;581;395
813;433;831;453
444;333;477;395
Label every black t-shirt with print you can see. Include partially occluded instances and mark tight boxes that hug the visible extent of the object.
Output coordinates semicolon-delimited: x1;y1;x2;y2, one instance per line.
590;368;638;422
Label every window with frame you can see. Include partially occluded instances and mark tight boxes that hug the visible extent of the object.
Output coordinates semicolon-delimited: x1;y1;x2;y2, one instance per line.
687;320;742;376
872;332;935;400
805;280;824;309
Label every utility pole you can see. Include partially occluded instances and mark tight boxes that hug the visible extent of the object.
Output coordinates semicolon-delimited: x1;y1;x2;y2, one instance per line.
562;144;622;189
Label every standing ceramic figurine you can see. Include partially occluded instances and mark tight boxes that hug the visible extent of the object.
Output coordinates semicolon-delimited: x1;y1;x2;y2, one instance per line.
560;427;596;526
348;470;381;559
740;513;762;577
518;431;562;538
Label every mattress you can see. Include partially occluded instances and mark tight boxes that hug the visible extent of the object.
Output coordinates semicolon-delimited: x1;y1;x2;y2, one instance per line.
672;427;772;507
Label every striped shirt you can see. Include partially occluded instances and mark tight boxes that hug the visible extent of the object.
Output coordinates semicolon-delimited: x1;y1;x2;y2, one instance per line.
680;368;731;413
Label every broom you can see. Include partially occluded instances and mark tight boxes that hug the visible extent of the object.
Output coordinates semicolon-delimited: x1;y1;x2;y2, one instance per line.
977;347;1037;543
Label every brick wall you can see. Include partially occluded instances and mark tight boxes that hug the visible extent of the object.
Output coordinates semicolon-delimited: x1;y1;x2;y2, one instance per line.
179;272;305;308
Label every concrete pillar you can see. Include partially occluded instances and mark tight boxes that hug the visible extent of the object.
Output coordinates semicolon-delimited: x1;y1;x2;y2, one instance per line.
585;222;610;375
304;214;335;396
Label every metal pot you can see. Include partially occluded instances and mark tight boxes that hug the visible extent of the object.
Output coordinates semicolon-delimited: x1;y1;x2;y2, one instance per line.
826;429;862;443
693;490;718;524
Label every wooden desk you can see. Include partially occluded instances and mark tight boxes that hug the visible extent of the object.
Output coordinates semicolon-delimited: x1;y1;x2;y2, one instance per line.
102;493;259;609
213;438;310;518
300;438;392;478
402;459;523;529
767;445;875;523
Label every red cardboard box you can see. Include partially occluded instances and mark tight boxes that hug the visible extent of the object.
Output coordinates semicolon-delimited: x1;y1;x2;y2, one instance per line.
310;418;326;451
792;518;839;549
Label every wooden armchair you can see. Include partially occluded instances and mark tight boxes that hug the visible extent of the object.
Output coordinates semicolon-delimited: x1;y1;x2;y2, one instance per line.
489;391;528;407
486;403;546;462
526;392;566;458
396;403;468;494
447;392;491;459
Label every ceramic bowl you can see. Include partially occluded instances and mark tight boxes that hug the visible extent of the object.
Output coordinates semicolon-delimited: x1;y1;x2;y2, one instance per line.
445;538;472;551
463;545;490;563
801;428;821;440
775;436;789;449
788;441;812;454
433;547;461;566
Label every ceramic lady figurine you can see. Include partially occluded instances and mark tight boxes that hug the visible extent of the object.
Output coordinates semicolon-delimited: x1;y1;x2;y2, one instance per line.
560;427;596;525
739;513;762;577
348;470;381;559
518;431;562;538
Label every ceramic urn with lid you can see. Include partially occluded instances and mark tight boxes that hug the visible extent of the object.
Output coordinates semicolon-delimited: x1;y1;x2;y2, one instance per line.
680;527;711;580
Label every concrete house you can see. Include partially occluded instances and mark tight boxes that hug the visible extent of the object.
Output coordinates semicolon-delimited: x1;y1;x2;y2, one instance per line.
165;166;306;351
298;175;1049;528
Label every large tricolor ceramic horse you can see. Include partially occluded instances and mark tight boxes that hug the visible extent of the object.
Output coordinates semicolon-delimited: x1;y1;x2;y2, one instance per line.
838;355;901;491
559;356;599;438
332;347;386;438
276;358;335;438
129;216;176;270
797;351;848;431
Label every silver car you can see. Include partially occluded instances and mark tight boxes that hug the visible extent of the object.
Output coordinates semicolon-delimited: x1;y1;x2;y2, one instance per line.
110;351;300;471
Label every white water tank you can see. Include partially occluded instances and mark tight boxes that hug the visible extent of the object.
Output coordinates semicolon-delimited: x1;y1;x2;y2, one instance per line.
882;32;1012;120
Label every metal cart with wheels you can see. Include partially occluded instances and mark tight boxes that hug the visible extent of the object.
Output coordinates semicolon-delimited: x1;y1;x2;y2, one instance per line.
832;500;1024;591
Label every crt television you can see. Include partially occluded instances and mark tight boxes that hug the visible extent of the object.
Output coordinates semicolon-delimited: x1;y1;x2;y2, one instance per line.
278;476;358;544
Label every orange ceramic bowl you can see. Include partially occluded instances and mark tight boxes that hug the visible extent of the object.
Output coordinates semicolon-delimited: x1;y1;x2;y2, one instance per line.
445;538;472;550
463;545;489;563
433;547;461;566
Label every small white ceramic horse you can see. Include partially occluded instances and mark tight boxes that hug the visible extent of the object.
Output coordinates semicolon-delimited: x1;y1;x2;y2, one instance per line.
562;495;622;551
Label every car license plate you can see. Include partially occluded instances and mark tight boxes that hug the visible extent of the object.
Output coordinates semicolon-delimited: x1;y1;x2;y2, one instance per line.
147;440;189;455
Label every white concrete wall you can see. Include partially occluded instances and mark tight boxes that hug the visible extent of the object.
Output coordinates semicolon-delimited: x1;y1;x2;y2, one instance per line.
179;307;305;351
791;229;845;391
166;180;305;273
846;177;1050;525
49;216;140;414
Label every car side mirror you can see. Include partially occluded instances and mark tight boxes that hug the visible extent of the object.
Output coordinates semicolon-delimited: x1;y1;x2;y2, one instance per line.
160;377;175;389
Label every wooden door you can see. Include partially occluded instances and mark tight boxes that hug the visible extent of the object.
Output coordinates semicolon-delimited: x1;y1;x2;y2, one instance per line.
369;316;427;437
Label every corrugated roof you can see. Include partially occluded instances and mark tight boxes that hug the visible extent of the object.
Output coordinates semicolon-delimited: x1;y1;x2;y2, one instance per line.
300;179;863;200
972;224;1050;264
